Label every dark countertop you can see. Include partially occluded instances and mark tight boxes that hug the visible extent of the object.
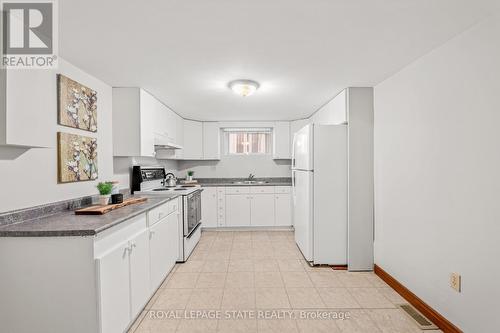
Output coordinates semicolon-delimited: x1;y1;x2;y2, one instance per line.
192;178;292;187
0;194;180;237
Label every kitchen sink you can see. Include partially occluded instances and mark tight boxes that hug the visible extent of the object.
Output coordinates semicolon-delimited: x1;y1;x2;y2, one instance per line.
232;180;269;185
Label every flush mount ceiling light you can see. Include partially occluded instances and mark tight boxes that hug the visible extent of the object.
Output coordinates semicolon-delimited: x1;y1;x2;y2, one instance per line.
228;79;260;97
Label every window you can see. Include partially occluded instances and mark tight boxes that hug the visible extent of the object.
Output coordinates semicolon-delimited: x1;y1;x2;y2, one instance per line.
224;128;272;155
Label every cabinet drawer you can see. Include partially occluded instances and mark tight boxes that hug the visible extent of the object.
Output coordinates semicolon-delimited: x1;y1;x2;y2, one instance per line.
216;187;226;194
225;186;250;194
250;186;275;194
275;186;291;194
148;200;177;226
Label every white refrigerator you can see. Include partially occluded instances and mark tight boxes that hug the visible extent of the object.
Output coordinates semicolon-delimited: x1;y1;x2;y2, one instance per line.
292;123;348;265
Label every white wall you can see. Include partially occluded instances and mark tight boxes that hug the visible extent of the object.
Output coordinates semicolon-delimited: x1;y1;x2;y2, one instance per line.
0;59;114;212
374;14;500;332
310;89;347;125
113;156;178;188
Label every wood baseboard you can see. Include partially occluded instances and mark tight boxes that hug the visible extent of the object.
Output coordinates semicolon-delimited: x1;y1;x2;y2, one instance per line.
374;264;462;333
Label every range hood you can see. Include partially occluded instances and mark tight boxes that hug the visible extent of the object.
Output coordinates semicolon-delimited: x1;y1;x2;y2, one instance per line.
154;133;183;150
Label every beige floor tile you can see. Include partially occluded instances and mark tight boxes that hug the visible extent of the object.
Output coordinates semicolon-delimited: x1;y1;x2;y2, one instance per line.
376;288;408;305
281;271;313;288
348;288;395;309
176;319;218;333
202;260;229;272
134;315;180;333
254;259;280;272
252;248;275;259
286;288;325;308
335;309;382;332
207;250;231;260
232;241;253;250
176;260;205;273
278;259;305;272
186;288;224;309
308;272;344;287
166;273;199;289
217;318;257;333
337;273;374;288
228;259;254;272
363;273;390;288
257;319;299;333
221;288;256;309
255;271;284;288
317;288;361;309
366;309;422;333
230;250;252;260
196;272;227;288
255;288;291;309
296;317;341;333
152;288;193;309
225;271;255;288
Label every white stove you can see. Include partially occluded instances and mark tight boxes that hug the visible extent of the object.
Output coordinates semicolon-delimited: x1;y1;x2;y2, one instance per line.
132;166;202;262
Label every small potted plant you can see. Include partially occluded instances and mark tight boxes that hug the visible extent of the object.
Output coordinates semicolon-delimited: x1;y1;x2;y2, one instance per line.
187;170;195;182
96;182;113;206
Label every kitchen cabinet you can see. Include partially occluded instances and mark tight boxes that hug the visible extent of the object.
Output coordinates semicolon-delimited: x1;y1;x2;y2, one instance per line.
226;194;251;226
96;240;131;333
129;230;151;319
113;88;180;157
149;211;178;291
273;121;291;159
201;187;218;228
290;119;310;156
207;186;292;228
0;69;53;148
174;114;184;159
0;199;181;333
183;120;203;159
250;194;275;226
275;193;292;226
203;122;221;160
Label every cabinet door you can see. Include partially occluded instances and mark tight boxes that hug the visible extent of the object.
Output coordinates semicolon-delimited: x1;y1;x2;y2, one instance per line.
225;194;251;226
149;218;170;291
250;194;275;226
139;90;156;157
275;193;292;226
273;121;291;159
201;187;218;228
96;242;131;333
129;230;151;319
203;122;220;160
183;120;203;159
165;212;179;273
174;115;184;159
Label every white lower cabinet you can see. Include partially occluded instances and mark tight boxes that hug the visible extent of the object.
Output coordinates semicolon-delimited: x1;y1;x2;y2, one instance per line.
129;229;151;319
206;186;292;227
226;194;251;226
275;193;292;226
149;212;178;292
201;187;218;228
97;241;131;333
250;194;275;226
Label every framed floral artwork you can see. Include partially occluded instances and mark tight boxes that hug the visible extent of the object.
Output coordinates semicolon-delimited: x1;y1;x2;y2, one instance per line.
57;74;97;132
57;132;98;183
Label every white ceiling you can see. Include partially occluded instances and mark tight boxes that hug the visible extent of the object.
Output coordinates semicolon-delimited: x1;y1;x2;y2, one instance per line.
59;0;499;121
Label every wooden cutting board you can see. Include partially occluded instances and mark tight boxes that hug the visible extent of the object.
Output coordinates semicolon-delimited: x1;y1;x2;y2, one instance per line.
75;197;147;215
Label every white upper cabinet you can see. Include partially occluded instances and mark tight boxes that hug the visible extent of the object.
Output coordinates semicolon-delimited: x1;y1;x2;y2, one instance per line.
273;121;291;159
113;88;180;157
203;122;220;160
1;69;54;148
290;119;310;153
182;120;203;159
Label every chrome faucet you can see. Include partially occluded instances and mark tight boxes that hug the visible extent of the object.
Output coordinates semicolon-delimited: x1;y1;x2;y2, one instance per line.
248;173;255;181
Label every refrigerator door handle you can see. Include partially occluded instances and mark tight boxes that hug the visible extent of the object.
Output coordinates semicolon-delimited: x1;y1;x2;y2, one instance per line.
291;133;296;169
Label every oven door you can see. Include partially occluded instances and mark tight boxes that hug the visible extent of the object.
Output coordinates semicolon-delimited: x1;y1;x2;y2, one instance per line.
184;191;201;238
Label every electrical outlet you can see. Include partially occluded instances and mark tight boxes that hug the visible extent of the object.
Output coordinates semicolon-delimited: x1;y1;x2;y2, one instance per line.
450;273;461;292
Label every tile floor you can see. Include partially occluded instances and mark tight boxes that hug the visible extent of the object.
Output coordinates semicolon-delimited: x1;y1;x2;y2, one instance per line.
129;230;442;333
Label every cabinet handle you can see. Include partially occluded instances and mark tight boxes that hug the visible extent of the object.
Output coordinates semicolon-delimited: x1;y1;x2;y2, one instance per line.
129;242;137;251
